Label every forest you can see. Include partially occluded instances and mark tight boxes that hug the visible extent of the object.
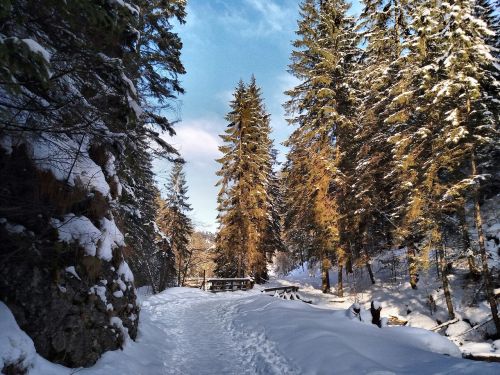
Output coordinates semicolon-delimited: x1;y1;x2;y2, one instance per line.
0;0;499;374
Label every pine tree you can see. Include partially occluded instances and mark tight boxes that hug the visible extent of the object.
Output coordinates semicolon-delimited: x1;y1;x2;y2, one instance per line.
353;0;413;280
215;77;277;282
427;0;500;333
0;0;144;365
161;162;193;287
284;0;359;294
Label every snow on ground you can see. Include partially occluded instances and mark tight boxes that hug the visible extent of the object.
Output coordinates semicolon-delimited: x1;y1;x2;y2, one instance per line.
2;287;499;374
269;254;499;358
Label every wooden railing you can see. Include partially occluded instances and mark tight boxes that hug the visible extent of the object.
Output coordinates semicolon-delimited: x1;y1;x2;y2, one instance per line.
206;278;254;292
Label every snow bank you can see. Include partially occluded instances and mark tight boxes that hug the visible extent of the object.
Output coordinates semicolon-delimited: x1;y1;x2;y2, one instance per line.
0;302;36;372
232;296;497;374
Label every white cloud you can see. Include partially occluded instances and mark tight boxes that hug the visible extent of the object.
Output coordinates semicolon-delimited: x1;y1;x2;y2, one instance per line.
245;0;292;33
163;117;223;166
215;89;234;107
216;0;297;38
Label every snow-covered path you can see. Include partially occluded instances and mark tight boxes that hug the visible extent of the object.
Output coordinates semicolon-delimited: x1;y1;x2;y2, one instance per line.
4;287;499;374
145;289;293;375
76;288;296;375
154;296;250;374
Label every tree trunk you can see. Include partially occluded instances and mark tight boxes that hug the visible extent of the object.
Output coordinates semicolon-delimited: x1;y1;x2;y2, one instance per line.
322;257;331;293
471;149;500;336
346;255;353;274
370;301;382;328
438;234;455;320
407;243;419;289
366;262;375;285
181;251;192;286
146;260;158;294
459;205;480;277
337;265;343;297
177;252;182;287
365;236;376;284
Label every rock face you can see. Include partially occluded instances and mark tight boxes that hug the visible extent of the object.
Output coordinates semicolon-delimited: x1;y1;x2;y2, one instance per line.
0;146;139;368
1;255;138;367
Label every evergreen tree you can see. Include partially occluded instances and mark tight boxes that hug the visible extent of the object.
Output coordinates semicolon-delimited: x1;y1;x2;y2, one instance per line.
385;0;499;328
0;0;144;365
215;77;277;282
0;0;186;364
353;0;413;282
162;162;193;287
283;0;359;294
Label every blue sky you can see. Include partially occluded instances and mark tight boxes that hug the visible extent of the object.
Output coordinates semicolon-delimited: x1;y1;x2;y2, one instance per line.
155;0;362;232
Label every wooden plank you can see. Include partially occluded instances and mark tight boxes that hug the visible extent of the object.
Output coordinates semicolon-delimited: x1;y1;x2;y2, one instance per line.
207;278;253;282
262;286;299;293
462;353;500;362
207;277;254;293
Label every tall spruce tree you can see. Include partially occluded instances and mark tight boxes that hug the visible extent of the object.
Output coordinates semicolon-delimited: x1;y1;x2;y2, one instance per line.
284;0;359;294
215;77;277;282
353;0;413;284
0;0;144;366
161;162;193;287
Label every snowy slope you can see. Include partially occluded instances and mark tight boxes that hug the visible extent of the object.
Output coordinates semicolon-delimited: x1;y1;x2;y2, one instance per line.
270;257;500;358
2;288;499;374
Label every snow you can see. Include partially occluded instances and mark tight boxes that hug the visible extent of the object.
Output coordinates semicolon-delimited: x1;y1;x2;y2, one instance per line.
113;290;124;298
127;95;142;118
22;39;51;63
115;278;127;292
109;0;140;16
118;261;134;282
446;320;471;337
51;215;124;261
0;302;36;372
64;266;81;281
51;215;101;256
3;222;27;234
29;134;110;197
109;317;128;339
97;218;124;261
120;73;137;97
1;288;498;374
90;285;108;306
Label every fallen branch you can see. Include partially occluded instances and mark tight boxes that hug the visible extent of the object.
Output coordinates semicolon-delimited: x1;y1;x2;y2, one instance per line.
462;352;500;363
430;318;459;331
455;314;500;337
388;315;408;326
